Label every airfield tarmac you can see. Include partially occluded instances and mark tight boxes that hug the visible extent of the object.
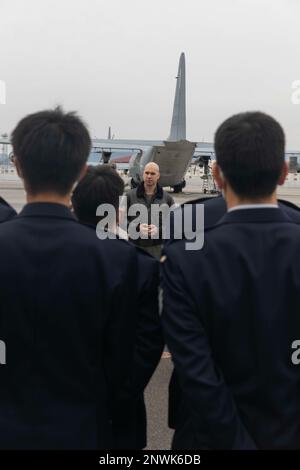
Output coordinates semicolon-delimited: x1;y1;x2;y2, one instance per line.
1;169;300;449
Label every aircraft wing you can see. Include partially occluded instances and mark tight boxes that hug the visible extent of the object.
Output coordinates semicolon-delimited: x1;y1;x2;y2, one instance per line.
90;139;158;170
92;138;163;149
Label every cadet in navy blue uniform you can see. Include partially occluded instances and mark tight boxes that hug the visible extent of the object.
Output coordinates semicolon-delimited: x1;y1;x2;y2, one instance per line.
0;108;138;449
72;164;163;449
167;195;300;434
163;111;300;449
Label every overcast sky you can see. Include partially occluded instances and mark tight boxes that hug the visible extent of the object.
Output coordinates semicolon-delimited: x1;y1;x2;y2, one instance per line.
0;0;300;148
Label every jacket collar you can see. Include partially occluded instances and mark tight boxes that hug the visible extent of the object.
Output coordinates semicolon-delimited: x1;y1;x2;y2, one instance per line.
218;207;292;225
18;202;77;221
0;196;14;209
136;182;163;199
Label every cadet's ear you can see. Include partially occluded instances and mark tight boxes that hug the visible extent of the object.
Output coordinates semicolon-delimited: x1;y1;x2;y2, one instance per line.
13;156;23;178
77;164;88;182
278;161;289;186
212;162;224;190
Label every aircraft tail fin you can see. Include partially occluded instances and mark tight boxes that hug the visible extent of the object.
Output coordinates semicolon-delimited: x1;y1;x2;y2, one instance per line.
167;52;186;141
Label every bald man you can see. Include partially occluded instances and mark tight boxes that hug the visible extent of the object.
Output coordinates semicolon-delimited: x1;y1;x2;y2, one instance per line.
125;162;174;258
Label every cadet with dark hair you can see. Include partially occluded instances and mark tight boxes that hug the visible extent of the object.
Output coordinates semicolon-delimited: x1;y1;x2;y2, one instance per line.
167;111;300;239
72;164;124;226
11;107;91;195
0;108;138;449
72;164;163;449
163;111;300;449
214;111;285;198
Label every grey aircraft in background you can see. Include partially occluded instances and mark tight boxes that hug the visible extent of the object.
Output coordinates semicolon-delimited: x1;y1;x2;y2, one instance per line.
92;53;213;192
1;54;300;189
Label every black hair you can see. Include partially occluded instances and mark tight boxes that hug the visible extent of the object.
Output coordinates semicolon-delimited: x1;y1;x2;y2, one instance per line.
11;106;91;195
72;164;124;225
214;111;285;198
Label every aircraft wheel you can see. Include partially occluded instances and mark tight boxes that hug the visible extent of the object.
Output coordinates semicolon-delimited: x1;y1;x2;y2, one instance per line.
172;180;186;193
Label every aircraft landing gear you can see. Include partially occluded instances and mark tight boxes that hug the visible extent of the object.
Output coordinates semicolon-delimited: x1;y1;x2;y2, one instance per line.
172;180;186;193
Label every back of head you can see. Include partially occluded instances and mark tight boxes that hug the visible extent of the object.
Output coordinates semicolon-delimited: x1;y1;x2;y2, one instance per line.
72;164;124;225
214;111;285;198
11;106;91;195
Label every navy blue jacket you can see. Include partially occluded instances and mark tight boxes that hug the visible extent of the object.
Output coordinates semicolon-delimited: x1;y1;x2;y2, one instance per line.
0;203;138;449
167;196;300;439
112;247;163;449
80;224;163;449
163;208;300;449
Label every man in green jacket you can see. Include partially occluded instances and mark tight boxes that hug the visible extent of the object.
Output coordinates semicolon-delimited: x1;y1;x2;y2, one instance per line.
125;162;175;259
